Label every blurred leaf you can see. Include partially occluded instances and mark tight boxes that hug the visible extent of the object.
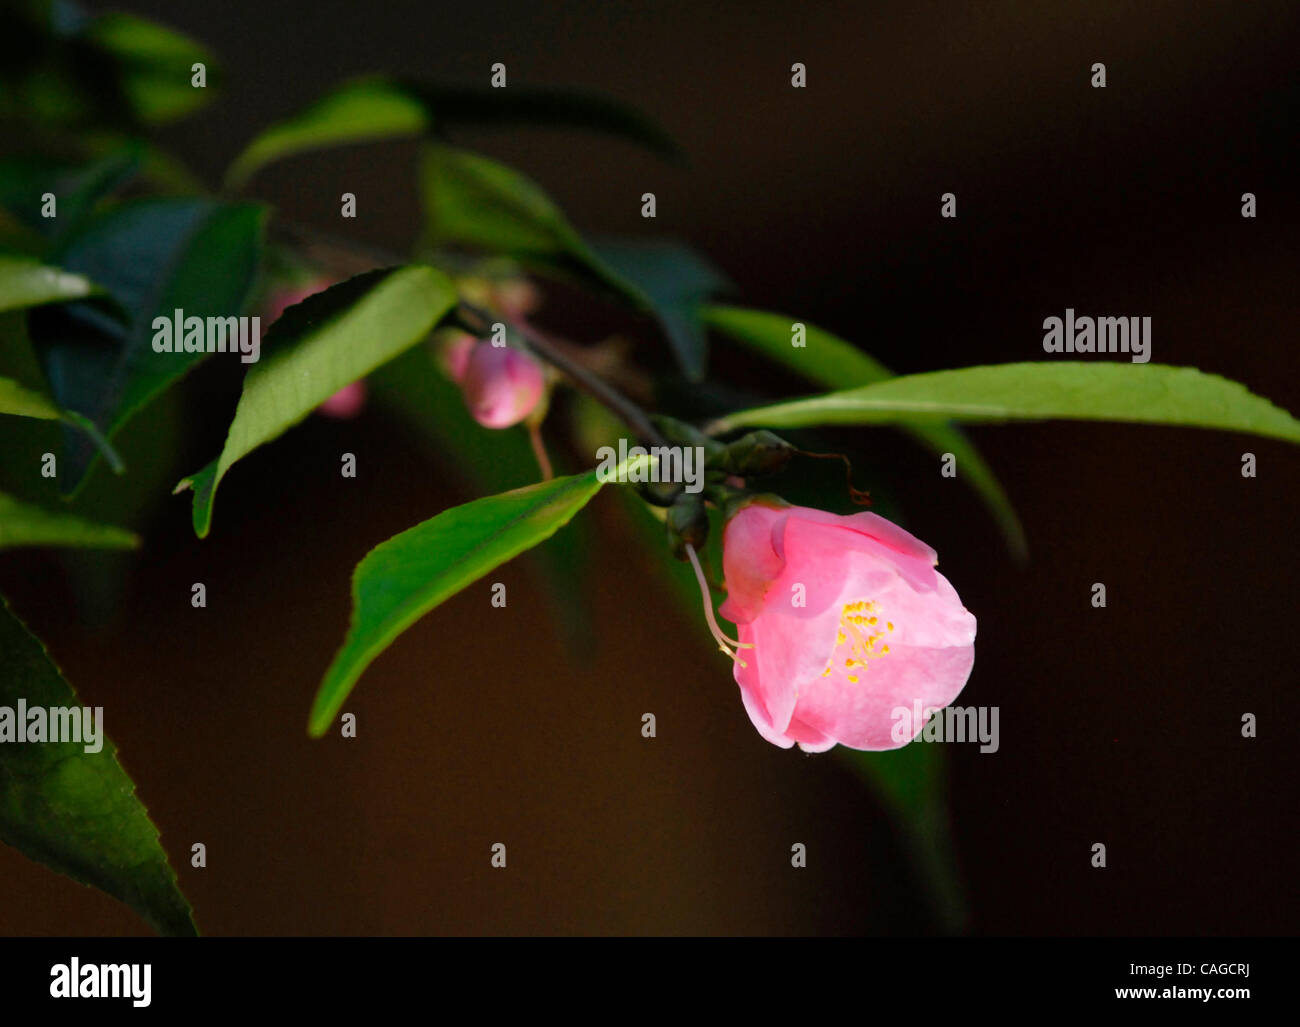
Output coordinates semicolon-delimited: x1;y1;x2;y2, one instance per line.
0;5;216;129
226;76;677;187
309;470;605;736
0;255;102;312
0;147;142;241
83;12;218;124
0;375;123;473
178;266;457;538
421;143;623;284
0;594;196;936
840;744;967;933
421;145;714;379
0;490;137;549
593;239;726;383
29;197;265;493
708;362;1300;445
0;374;61;420
702;305;1027;559
225;78;426;188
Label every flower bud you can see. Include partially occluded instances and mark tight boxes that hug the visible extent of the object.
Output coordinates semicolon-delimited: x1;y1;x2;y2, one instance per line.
459;342;545;429
721;430;794;477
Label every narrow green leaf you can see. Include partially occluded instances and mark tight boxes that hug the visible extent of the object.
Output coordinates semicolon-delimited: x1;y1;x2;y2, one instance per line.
709;362;1300;446
309;470;605;736
225;79;427;188
368;346;596;654
29;197;265;492
0;255;102;312
177;266;458;537
225;77;677;188
0;594;196;936
0;491;138;550
702;305;1027;559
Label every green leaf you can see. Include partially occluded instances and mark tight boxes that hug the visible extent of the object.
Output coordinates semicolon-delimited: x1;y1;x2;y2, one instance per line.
29;197;265;493
420;145;716;379
0;374;61;420
177;266;458;538
0;594;196;936
0;255;102;312
368;346;596;654
0;490;137;550
309;470;606;736
225;77;677;188
421;144;622;282
702;305;1027;559
708;362;1300;446
225;79;427;188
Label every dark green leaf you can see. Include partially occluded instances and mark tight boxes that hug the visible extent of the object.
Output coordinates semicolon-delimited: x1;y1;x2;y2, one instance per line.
178;266;458;537
29;197;266;493
0;147;142;241
593;239;727;382
309;470;605;736
0;594;196;936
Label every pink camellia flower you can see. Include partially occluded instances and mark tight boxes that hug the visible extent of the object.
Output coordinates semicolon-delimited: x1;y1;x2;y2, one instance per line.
264;278;368;420
444;338;545;429
716;501;976;752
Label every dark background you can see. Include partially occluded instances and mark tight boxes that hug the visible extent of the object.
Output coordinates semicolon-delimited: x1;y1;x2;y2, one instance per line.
1;0;1297;934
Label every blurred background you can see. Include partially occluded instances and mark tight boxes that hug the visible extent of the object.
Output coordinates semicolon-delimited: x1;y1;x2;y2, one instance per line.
1;0;1297;934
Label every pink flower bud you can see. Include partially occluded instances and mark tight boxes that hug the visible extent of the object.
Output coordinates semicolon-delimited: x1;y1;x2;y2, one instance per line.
718;502;976;752
459;342;545;428
317;380;368;420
